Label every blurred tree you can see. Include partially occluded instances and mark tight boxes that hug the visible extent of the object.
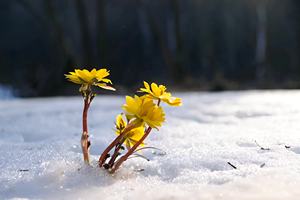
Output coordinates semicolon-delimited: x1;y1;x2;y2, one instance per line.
255;0;268;82
44;0;75;71
142;0;186;84
75;0;93;65
170;0;185;82
289;0;300;79
96;0;108;65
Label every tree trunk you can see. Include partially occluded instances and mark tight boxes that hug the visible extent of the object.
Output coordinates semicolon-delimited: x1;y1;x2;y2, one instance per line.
44;0;75;69
171;0;185;83
96;0;107;65
255;0;267;82
75;0;93;65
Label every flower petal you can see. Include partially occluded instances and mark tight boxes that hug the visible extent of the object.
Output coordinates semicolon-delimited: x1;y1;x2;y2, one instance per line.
95;83;116;91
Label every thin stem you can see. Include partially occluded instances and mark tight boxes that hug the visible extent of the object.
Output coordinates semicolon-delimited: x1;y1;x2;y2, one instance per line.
134;146;166;155
127;154;150;161
82;98;89;132
110;127;152;173
98;121;138;167
81;95;91;164
107;138;125;168
254;140;270;151
227;162;237;169
110;99;161;173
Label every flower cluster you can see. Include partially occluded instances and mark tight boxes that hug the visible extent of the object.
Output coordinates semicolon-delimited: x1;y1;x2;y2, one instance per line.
122;95;165;129
66;68;181;173
99;81;181;173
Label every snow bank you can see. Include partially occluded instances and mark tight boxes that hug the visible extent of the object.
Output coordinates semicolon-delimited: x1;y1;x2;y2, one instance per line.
1;91;300;199
0;85;14;99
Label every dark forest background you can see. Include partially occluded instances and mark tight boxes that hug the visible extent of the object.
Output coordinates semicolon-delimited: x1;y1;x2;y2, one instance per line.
1;0;300;97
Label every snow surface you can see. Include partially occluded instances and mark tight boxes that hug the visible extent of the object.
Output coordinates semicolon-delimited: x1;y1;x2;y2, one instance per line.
1;90;300;200
0;85;14;100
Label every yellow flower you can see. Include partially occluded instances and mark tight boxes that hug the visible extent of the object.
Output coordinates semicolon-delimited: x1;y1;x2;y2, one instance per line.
139;81;182;106
65;68;115;91
115;114;145;149
122;95;165;129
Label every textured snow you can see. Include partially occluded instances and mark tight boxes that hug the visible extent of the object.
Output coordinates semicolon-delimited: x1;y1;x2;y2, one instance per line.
1;91;300;200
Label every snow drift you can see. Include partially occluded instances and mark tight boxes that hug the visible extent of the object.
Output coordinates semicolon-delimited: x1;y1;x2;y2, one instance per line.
1;91;300;199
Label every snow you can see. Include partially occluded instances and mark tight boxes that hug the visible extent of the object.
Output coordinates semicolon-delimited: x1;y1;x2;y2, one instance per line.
0;85;14;100
1;90;300;200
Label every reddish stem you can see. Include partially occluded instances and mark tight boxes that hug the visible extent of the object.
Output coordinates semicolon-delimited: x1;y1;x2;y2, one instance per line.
98;122;137;167
81;97;91;164
110;99;161;173
110;127;152;173
107;138;125;168
83;98;89;132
